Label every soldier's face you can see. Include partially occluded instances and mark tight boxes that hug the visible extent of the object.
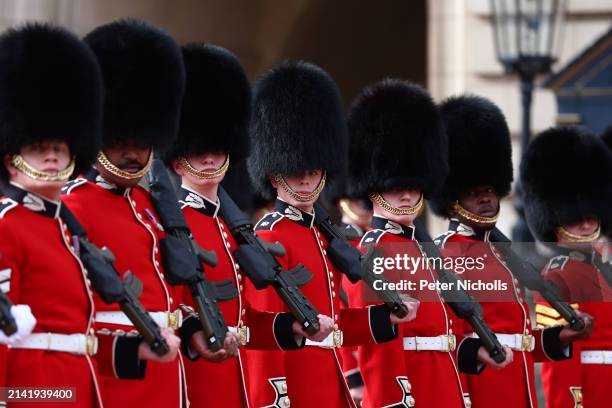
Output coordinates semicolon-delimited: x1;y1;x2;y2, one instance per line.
4;140;71;200
373;189;421;225
173;152;227;190
458;185;499;217
272;169;323;212
97;143;152;188
558;218;600;242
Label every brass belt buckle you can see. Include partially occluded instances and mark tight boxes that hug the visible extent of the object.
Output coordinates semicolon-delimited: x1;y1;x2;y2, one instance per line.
168;310;182;330
333;329;343;348
238;326;250;346
448;334;457;352
86;334;97;356
521;334;534;351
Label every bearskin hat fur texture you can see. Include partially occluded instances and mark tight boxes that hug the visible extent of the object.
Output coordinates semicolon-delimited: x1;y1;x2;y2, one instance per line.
346;79;447;199
164;43;251;164
429;95;513;217
247;61;347;199
521;126;612;242
0;23;103;182
84;19;184;151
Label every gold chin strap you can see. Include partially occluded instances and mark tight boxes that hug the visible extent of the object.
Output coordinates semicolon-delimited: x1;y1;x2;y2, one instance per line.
339;198;371;226
273;172;327;202
451;201;499;228
11;154;75;182
556;224;601;243
369;192;424;216
97;150;153;180
178;154;230;180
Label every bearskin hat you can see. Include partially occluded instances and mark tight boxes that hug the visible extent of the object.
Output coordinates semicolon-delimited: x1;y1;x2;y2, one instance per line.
429;95;513;217
164;43;250;164
247;61;347;199
0;23;103;182
346;79;447;199
84;19;184;151
521;126;612;242
601;125;612;151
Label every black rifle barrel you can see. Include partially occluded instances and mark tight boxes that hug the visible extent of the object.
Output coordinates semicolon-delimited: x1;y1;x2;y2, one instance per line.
488;228;585;331
217;186;321;336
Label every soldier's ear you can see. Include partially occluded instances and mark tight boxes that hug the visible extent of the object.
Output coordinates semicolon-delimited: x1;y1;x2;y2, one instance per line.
4;154;18;178
172;159;184;177
269;176;278;189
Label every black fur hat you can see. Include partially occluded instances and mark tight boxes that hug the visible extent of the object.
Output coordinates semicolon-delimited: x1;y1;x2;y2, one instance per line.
430;95;513;217
601;125;612;151
164;43;250;164
346;79;447;199
521;126;612;242
84;19;184;151
247;61;347;199
0;23;103;182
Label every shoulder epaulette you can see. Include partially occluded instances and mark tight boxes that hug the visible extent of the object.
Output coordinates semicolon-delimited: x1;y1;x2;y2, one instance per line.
61;177;88;194
0;197;18;218
434;230;456;248
545;255;570;273
359;229;386;246
254;212;284;231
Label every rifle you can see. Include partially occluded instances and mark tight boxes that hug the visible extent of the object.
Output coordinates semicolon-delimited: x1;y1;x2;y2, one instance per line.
147;159;238;352
0;291;17;336
217;186;321;335
60;206;170;356
413;219;507;363
312;202;409;318
488;228;585;331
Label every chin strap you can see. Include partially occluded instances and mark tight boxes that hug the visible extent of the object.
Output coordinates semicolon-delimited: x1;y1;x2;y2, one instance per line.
12;154;75;182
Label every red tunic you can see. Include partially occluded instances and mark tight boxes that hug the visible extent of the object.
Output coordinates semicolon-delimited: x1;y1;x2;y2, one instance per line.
178;186;304;408
0;184;102;408
536;249;612;408
62;172;183;408
246;200;398;408
356;216;472;408
437;219;571;408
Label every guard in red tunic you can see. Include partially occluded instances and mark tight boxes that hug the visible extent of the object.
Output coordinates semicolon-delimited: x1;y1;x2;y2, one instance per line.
246;62;418;408
346;80;511;408
61;20;185;408
0;23;155;407
164;43;310;408
521;126;611;408
430;96;592;408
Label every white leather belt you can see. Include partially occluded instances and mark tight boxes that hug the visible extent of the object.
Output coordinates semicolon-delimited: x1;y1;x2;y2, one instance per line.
403;335;456;352
469;332;535;352
305;330;344;349
95;310;183;330
581;350;612;364
11;333;98;355
228;325;251;346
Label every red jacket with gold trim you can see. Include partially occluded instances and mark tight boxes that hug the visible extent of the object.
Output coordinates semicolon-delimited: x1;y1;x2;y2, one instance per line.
62;171;184;408
355;216;474;408
246;199;399;408
536;248;612;408
437;220;572;408
177;186;305;408
0;183;113;408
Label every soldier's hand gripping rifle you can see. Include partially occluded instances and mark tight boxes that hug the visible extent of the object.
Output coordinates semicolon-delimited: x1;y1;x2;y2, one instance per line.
312;202;409;318
148;159;238;352
217;186;321;335
60;206;170;356
0;291;17;336
414;219;507;363
489;228;585;331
